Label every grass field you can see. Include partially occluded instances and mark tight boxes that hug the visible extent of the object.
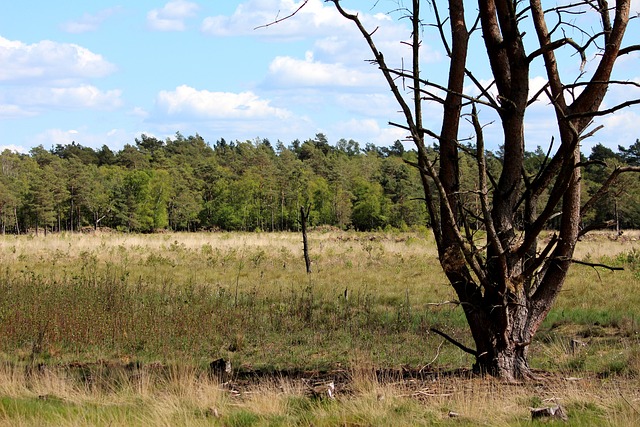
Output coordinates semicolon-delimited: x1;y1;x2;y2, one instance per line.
0;230;639;425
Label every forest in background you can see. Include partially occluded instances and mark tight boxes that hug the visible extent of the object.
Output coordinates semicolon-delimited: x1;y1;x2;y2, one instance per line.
1;132;639;234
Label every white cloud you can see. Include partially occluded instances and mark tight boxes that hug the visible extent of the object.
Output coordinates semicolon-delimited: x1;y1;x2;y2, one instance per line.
597;110;640;149
0;36;116;83
202;0;352;38
203;0;440;64
129;107;150;118
0;144;29;154
333;118;407;145
31;128;131;150
265;53;382;89
148;0;200;31
9;85;122;111
32;128;86;146
61;7;122;33
335;93;399;118
155;85;292;120
584;77;640;150
0;104;37;119
205;0;441;105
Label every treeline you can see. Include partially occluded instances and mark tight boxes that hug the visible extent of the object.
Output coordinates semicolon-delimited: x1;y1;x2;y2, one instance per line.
0;133;638;234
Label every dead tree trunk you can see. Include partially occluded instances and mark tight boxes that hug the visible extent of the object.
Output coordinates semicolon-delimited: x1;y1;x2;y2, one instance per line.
300;205;311;274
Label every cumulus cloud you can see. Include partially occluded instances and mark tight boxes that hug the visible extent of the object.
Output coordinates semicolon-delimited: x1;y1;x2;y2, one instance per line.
155;85;292;120
31;127;132;150
24;86;122;110
129;107;150;118
0;36;116;83
0;144;29;154
335;93;400;118
597;110;640;149
333;118;407;146
265;52;383;89
61;7;122;33
205;0;441;112
148;0;200;31
32;128;86;146
202;0;351;38
0;104;37;119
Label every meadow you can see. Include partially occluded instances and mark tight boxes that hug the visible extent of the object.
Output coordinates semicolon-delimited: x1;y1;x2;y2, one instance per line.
0;230;639;426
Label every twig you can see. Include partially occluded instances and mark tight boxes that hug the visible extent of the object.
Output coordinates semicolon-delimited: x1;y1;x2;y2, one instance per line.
254;0;310;30
571;259;623;271
420;340;445;372
426;300;460;306
618;388;640;416
564;99;640;120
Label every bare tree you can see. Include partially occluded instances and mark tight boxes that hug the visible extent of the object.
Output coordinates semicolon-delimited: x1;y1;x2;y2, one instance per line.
278;0;639;379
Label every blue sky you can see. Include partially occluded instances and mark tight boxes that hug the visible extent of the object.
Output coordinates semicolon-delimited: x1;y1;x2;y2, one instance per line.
1;0;639;155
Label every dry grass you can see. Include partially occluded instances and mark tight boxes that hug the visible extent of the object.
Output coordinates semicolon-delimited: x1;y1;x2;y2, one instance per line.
1;362;638;426
573;229;640;259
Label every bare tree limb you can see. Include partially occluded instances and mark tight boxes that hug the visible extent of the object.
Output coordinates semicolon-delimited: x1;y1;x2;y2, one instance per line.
565;99;640;120
430;328;478;357
578;220;616;238
385;69;502;110
618;45;640;56
527;37;587;71
254;0;310;30
581;165;640;216
471;104;508;286
571;259;624;271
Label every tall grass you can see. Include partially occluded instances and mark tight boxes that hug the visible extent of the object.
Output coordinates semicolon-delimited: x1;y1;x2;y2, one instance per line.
0;361;638;426
0;231;471;370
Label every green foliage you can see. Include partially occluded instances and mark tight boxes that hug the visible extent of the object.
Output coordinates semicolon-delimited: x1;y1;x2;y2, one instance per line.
351;179;388;230
0;135;639;233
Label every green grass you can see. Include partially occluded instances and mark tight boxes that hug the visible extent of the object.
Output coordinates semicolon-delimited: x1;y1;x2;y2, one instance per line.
0;231;469;370
0;230;638;425
0;396;147;427
0;230;638;371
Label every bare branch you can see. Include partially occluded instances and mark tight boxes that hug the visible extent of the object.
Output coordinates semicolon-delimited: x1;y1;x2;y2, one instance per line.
404;156;489;287
578;220;616;238
389;121;441;141
563;80;640;90
618;45;640;56
571;259;624;271
431;0;451;57
430;328;478;356
383;68;500;110
581;165;640;216
527;37;587;71
471;104;508;288
327;0;419;143
527;81;550;106
565;99;640;120
254;0;310;30
426;300;460;307
522;233;559;297
465;70;500;109
579;124;604;141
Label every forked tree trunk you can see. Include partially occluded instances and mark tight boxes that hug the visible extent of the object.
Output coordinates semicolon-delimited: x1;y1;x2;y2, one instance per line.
321;0;635;380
